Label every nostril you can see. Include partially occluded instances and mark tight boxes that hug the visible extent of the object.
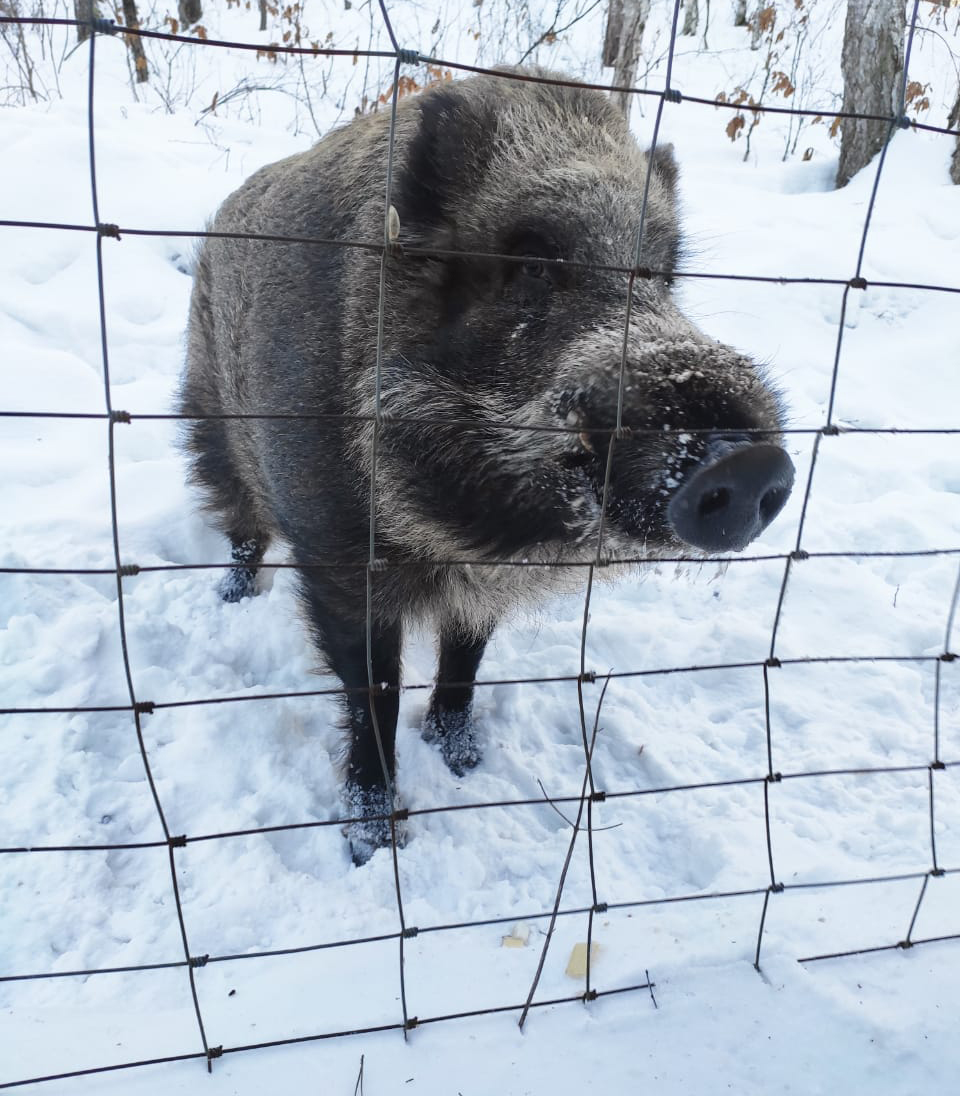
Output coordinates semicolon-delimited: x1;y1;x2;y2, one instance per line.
758;485;789;526
697;486;730;520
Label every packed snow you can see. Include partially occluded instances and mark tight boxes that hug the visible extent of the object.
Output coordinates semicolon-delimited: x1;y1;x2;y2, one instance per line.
1;0;959;1092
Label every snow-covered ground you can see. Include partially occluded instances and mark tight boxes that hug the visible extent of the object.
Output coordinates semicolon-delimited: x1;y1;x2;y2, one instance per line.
2;1;959;1092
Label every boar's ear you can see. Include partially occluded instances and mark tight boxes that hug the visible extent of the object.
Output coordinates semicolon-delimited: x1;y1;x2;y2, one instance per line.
648;142;679;196
398;84;496;233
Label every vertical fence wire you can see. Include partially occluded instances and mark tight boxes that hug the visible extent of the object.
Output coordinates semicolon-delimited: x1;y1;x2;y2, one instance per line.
567;0;686;1011
84;22;214;1070
366;0;412;1036
519;675;613;1027
933;562;960;764
909;558;960;944
752;0;928;971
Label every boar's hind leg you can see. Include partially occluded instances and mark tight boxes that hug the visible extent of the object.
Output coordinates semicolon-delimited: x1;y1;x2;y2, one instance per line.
299;574;402;865
219;535;266;603
183;408;270;602
423;623;494;777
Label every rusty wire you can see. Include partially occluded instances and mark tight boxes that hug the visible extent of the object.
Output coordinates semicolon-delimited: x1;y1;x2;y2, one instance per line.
1;0;959;1088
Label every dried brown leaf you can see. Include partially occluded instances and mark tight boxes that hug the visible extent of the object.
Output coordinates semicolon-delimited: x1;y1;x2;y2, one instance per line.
726;114;746;141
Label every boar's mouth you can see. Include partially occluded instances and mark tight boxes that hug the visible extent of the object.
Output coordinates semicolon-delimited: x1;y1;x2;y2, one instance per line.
561;440;607;494
561;437;670;546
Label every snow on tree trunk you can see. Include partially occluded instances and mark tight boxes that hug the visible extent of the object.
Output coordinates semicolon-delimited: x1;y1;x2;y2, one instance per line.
949;90;960;186
749;3;765;49
603;0;651;120
178;0;201;27
120;0;149;83
682;0;699;36
74;0;98;42
734;0;748;26
835;0;904;189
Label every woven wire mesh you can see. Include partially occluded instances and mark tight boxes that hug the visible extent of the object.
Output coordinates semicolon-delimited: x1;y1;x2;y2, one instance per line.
1;0;959;1087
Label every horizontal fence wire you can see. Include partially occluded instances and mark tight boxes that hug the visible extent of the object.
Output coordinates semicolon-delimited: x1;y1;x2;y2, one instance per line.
6;866;959;983
2;221;960;294
3;414;960;433
3;757;959;854
0;979;657;1092
2;547;960;580
0;14;959;137
2;653;958;718
2;0;959;1088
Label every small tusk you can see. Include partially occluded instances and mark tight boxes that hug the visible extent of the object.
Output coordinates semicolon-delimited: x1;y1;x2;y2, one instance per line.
578;432;594;453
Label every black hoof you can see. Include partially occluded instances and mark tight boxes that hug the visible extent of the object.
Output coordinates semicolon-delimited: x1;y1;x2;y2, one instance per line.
219;539;263;602
423;707;481;777
343;782;399;865
218;566;257;603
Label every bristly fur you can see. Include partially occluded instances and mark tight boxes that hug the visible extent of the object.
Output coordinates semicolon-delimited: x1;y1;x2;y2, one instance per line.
178;67;789;862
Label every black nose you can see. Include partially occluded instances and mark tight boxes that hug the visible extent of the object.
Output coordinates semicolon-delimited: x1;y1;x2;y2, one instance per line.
667;441;795;552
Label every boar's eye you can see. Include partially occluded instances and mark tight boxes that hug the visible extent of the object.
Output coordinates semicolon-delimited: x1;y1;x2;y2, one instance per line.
502;225;564;295
507;254;555;305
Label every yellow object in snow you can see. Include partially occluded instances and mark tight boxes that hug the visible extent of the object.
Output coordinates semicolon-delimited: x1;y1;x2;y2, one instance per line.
565;942;600;979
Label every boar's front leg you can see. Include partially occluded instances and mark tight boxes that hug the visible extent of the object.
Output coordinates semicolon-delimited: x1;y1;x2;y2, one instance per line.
298;571;401;865
423;622;494;777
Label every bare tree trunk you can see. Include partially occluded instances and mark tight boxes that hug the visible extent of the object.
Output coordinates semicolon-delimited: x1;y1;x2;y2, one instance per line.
949;89;960;185
120;0;149;82
178;0;201;26
682;0;698;36
836;0;904;188
603;0;651;120
259;0;268;32
733;0;747;26
74;0;98;42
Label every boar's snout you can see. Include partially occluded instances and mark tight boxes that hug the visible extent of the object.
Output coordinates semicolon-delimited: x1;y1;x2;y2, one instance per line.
667;436;795;553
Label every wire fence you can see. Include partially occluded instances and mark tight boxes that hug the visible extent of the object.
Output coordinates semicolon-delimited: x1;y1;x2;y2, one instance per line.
1;0;959;1087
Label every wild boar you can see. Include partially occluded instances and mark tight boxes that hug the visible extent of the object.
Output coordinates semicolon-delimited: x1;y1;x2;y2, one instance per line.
179;69;794;863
